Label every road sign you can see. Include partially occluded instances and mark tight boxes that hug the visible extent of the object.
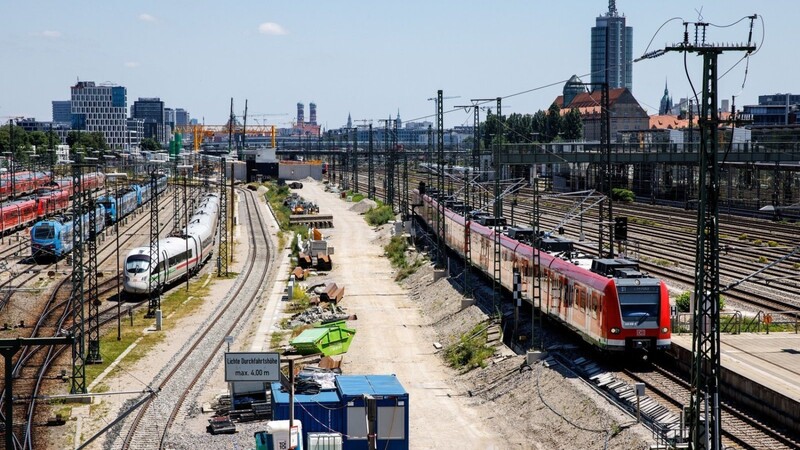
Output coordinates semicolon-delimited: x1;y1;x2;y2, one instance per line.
224;352;280;382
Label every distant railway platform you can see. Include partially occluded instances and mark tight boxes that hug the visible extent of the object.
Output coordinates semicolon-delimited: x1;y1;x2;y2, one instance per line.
670;332;800;435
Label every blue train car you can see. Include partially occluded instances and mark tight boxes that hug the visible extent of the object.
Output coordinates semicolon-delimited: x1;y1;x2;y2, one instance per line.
130;184;144;206
31;204;106;260
139;183;152;204
156;174;168;194
97;189;138;223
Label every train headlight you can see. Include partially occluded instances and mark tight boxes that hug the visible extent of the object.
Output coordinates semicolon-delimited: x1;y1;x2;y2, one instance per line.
610;327;620;334
661;327;669;334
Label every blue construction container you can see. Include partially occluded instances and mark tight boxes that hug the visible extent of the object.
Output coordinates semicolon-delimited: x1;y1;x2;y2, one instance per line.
270;383;345;436
336;375;409;450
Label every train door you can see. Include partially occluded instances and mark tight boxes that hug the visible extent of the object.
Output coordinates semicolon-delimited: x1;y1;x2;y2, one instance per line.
574;286;587;330
590;292;602;338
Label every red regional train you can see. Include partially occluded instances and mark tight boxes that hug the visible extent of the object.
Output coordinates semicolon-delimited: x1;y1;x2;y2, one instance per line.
0;171;105;235
413;188;671;354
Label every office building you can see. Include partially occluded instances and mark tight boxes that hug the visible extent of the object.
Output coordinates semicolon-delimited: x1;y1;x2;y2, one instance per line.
130;97;165;143
52;100;72;124
70;81;128;149
175;108;190;128
590;0;633;91
743;93;800;126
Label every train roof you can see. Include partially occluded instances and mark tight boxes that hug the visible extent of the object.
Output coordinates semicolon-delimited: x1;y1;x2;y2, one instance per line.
423;192;660;290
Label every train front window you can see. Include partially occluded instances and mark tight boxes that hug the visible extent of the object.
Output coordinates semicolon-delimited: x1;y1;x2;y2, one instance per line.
126;255;150;274
33;225;54;240
618;291;659;326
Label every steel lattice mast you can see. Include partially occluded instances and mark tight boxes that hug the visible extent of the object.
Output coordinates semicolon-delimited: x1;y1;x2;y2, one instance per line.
85;161;101;364
146;167;161;317
368;124;374;199
639;17;757;450
70;164;86;393
436;90;445;266
218;157;229;277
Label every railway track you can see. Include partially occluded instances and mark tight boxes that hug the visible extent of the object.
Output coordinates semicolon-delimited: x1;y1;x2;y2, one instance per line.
113;187;273;449
0;185;203;450
358;169;800;448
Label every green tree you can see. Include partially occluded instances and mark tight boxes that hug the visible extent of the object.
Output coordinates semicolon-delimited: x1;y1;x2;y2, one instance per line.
66;130;83;148
89;131;108;150
29;130;48;148
562;107;583;141
544;103;562;142
531;110;547;141
140;137;161;151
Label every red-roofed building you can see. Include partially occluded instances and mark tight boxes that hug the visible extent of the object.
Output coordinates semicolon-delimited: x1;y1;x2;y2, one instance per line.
553;87;649;141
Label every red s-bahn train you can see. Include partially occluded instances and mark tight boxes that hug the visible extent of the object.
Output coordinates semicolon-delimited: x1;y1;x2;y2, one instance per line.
413;188;671;354
0;171;105;235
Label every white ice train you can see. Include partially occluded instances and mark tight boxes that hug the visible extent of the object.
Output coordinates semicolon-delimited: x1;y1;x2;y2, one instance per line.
123;193;220;295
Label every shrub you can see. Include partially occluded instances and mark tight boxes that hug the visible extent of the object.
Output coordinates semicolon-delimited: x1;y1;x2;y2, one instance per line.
758;256;768;264
768;240;778;248
611;188;635;202
365;205;395;226
675;290;725;312
753;239;763;246
738;233;749;241
676;291;691;312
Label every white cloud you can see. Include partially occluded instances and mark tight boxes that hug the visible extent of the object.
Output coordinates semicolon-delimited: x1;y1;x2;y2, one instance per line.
124;61;140;68
138;13;157;22
40;30;62;38
258;22;287;35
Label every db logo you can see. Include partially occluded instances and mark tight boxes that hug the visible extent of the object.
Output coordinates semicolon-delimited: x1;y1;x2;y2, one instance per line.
636;329;646;336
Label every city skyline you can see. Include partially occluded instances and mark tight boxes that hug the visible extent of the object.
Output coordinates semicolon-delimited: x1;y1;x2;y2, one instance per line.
0;1;791;131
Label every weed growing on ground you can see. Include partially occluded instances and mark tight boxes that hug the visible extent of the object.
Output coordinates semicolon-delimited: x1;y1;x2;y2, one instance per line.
443;323;494;371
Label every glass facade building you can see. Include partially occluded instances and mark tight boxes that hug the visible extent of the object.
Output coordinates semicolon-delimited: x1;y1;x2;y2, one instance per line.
70;81;128;149
590;5;633;91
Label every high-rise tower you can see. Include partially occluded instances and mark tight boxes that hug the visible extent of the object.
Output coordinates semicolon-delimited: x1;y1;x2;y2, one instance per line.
297;102;305;125
309;102;317;125
591;0;633;91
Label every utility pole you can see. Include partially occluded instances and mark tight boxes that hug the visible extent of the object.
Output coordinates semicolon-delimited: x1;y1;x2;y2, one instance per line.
436;90;445;267
637;17;757;450
70;164;87;393
218;157;229;277
146;165;162;318
565;80;612;257
352;128;359;194
368;124;374;199
85;159;101;365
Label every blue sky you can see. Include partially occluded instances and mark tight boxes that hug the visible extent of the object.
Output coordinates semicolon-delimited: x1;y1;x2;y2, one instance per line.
0;1;793;129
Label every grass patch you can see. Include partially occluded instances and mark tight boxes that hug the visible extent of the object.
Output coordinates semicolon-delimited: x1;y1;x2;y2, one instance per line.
629;217;657;227
84;276;213;388
365;205;395;226
270;331;288;350
384;236;425;281
347;191;365;203
738;233;749;241
767;240;779;248
443;323;495;371
284;285;311;313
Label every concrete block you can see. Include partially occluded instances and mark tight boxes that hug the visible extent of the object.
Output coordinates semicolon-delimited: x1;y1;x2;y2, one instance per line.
432;269;446;282
526;350;546;366
460;297;476;310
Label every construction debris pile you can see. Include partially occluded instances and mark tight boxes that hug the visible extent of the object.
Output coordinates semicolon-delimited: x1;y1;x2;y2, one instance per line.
283;193;318;215
287;304;351;328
